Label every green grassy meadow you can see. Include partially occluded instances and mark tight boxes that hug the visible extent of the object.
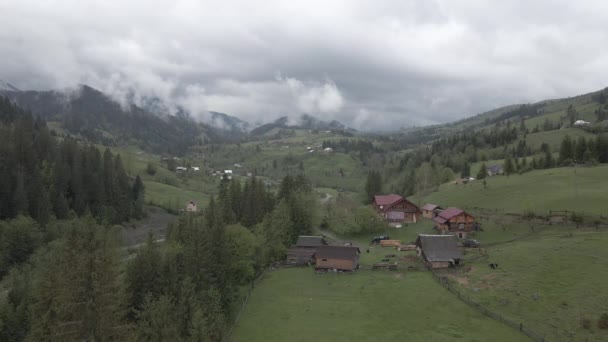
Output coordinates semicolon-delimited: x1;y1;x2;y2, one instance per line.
441;228;608;342
231;268;529;342
419;165;608;216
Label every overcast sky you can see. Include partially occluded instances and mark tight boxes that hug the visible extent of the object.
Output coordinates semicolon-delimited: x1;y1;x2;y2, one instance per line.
1;0;608;130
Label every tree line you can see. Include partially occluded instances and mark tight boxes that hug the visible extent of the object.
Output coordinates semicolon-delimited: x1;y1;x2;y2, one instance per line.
0;96;145;226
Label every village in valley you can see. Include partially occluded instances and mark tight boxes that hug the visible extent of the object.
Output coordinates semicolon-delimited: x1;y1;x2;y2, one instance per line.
3;4;608;341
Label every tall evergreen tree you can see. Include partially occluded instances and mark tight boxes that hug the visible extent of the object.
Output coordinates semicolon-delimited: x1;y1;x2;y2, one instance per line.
364;171;382;204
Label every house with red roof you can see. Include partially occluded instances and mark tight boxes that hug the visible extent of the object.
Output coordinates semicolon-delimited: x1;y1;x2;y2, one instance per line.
373;194;421;224
433;207;476;239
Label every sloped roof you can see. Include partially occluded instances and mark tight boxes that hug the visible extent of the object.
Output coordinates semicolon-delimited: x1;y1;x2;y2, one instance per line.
488;165;503;172
416;234;462;262
434;216;448;224
315;246;360;260
438;207;465;220
374;194;403;206
296;236;326;247
422;203;439;211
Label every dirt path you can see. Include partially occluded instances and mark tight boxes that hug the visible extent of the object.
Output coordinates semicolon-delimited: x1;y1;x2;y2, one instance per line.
121;206;176;248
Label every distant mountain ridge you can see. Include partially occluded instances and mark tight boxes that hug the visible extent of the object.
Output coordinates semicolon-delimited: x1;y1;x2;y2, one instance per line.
250;114;355;137
0;85;212;155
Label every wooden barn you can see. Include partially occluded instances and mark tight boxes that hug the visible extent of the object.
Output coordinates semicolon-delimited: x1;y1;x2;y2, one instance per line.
421;204;443;219
373;194;421;224
285;236;327;265
433;207;476;239
314;246;360;271
415;234;462;269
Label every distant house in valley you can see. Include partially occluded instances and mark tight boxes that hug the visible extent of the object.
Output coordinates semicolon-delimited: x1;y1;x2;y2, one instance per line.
191;166;200;171
176;166;188;173
223;170;233;179
286;236;327;266
487;165;504;177
421;204;444;219
186;201;198;212
323;147;333;152
573;120;591;128
415;234;462;268
373;194;421;224
433;207;476;239
314;246;360;271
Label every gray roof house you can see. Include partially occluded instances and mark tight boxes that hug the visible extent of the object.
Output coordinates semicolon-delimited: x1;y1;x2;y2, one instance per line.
415;234;463;268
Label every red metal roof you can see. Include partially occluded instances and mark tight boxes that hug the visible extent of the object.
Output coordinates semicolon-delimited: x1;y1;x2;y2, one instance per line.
438;207;465;220
374;194;403;206
433;216;448;224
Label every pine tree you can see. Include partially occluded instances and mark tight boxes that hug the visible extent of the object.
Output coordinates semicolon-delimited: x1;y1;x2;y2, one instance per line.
504;156;514;175
476;163;487;180
461;162;471;178
575;136;587;162
131;175;145;219
364;171;382;204
559;135;574;164
126;234;162;319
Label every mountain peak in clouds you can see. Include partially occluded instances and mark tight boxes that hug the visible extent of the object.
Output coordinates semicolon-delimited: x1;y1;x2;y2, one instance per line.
209;111;252;132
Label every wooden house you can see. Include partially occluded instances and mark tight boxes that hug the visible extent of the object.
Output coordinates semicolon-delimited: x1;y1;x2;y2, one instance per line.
487;165;504;177
373;194;421;224
314;246;360;271
186;201;198;212
433;207;476;239
421;204;443;219
285;236;327;265
415;234;462;268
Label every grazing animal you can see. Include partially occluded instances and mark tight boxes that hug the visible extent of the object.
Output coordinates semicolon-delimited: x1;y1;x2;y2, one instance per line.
488;263;499;270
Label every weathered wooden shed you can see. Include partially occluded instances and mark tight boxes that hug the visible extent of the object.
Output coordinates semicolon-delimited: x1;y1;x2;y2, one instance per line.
285;236;327;265
415;234;462;269
433;207;476;239
421;204;443;219
314;246;360;271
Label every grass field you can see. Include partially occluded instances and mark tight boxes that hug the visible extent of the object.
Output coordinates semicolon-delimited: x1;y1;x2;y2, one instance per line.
231;268;529;342
419;165;608;216
441;227;608;342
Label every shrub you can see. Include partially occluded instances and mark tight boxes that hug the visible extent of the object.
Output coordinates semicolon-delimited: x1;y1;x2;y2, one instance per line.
146;162;157;175
580;317;591;329
598;313;608;329
570;212;584;224
522;210;536;220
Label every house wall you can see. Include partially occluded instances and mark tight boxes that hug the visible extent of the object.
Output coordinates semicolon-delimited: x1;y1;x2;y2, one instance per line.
428;261;450;269
316;258;356;271
422;210;434;219
447;213;475;232
384;201;420;223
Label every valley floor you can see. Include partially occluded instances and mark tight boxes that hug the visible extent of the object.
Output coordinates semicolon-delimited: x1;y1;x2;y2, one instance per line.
230;268;529;342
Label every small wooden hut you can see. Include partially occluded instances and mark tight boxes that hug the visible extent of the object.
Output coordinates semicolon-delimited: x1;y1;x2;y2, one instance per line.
314;246;360;271
415;234;462;269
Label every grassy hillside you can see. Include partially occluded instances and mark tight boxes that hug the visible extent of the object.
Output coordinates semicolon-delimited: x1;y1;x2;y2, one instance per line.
441;228;608;342
419;165;608;216
231;268;528;342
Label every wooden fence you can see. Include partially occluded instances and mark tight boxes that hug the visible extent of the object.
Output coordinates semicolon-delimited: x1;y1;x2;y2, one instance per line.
222;267;271;342
430;271;547;342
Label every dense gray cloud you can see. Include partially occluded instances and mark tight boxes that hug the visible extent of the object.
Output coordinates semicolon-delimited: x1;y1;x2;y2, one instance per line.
1;0;608;130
